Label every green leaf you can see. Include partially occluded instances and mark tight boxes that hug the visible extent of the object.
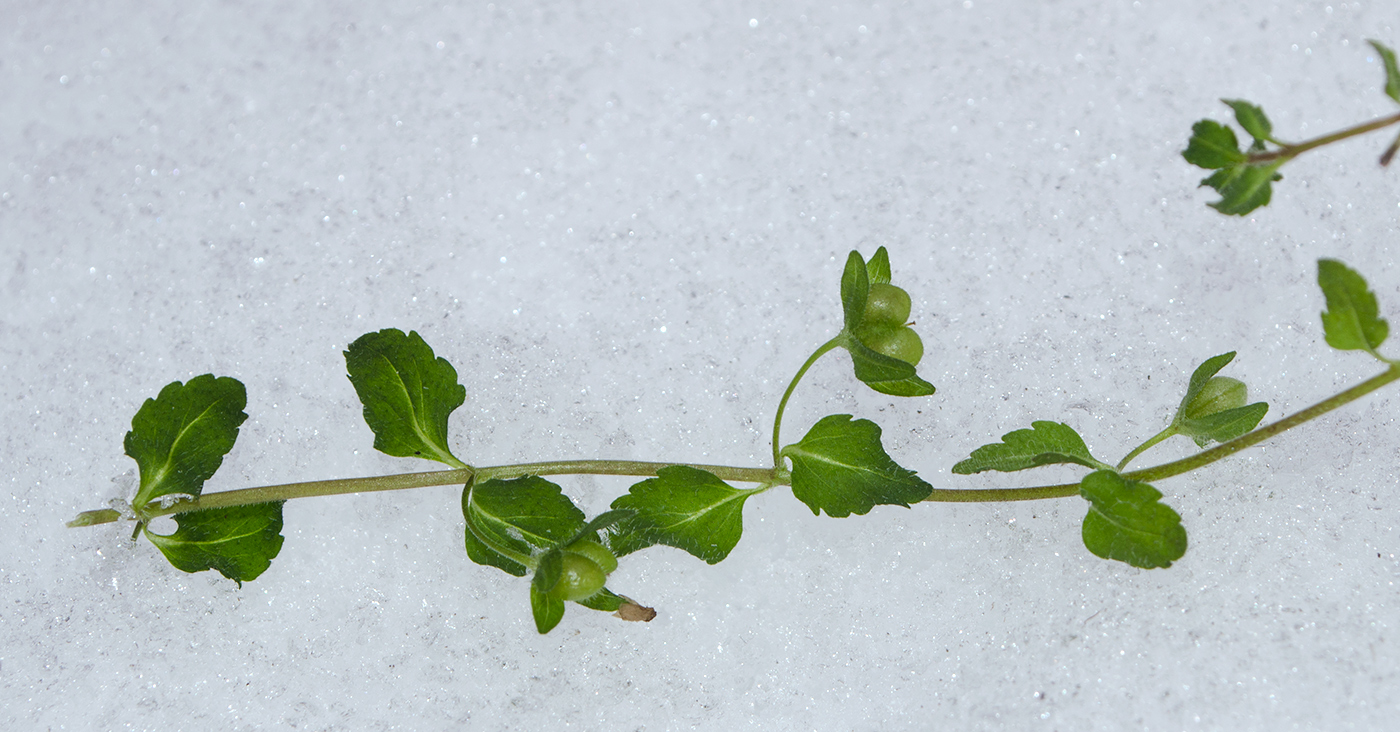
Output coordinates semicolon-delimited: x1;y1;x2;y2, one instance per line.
1182;119;1247;169
1370;40;1400;104
952;420;1105;474
780;414;932;517
1180;403;1270;447
126;375;248;510
1318;259;1390;357
344;329;468;468
462;476;586;577
1200;162;1283;215
840;250;871;331
845;337;937;397
462;517;527;577
144;502;286;586
1222;99;1274;146
608;466;758;563
1079;470;1187;569
865;246;892;285
529;584;566;634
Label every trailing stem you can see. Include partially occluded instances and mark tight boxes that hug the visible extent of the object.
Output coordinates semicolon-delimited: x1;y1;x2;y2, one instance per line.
923;363;1400;503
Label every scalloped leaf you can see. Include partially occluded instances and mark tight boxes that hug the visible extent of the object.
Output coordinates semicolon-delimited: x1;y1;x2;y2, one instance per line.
1079;471;1187;569
953;420;1105;474
608;466;758;564
1318;259;1390;358
144;503;285;586
126;375;248;510
344;329;468;468
780;415;932;517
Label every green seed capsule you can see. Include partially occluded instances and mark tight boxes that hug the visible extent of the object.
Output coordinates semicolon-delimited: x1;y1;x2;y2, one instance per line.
855;324;924;366
549;553;608;601
1185;376;1248;419
564;539;618;574
546;540;618;602
862;283;913;327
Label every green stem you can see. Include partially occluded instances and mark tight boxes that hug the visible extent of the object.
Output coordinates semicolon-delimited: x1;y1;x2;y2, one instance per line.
473;460;778;484
1248;111;1400;164
68;364;1400;524
922;364;1400;503
1117;426;1177;471
772;336;844;467
122;461;780;521
922;484;1079;502
148;468;474;516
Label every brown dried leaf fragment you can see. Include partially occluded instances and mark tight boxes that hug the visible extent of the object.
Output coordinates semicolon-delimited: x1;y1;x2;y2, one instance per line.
616;602;657;622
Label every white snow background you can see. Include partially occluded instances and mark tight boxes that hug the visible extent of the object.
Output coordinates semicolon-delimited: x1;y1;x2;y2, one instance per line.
3;0;1398;729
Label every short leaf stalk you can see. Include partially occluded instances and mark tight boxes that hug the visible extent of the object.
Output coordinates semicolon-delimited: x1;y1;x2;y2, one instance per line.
66;247;1399;630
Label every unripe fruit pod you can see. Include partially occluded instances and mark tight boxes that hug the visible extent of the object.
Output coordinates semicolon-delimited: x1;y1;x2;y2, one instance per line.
1184;376;1247;420
549;553;608;601
546;540;618;602
854;324;924;366
862;283;912;327
564;539;618;574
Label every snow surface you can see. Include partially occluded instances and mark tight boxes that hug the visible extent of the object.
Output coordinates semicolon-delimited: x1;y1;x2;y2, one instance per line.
3;1;1399;729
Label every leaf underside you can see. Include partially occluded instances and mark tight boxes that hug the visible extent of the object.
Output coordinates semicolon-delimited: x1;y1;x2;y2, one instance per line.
144;502;286;586
1200;162;1282;216
463;476;587;577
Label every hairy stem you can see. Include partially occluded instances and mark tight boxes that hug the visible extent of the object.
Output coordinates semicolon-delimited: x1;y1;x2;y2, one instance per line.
68;364;1400;525
1248;111;1400;164
116;461;782;521
1117;426;1177;471
922;364;1400;503
771;336;844;467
